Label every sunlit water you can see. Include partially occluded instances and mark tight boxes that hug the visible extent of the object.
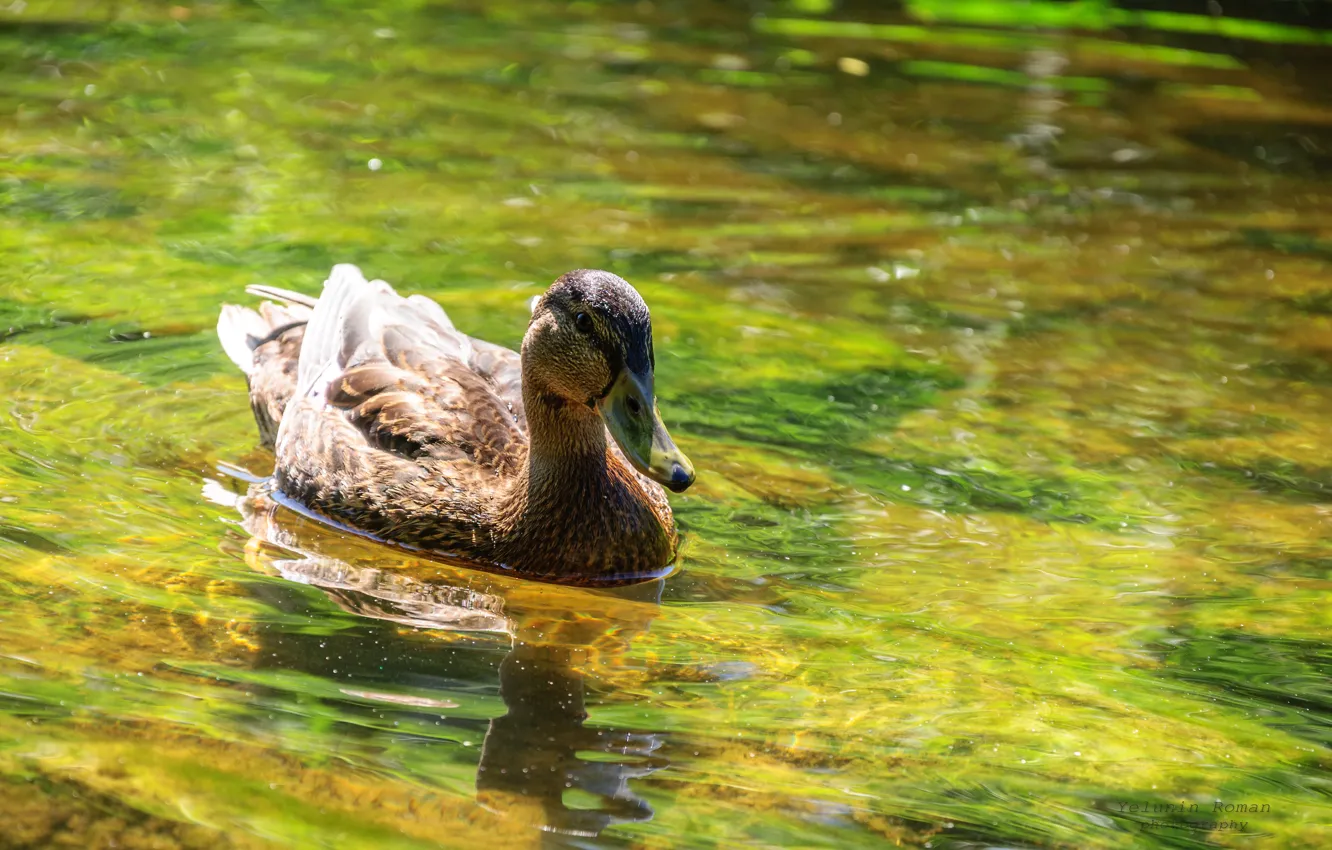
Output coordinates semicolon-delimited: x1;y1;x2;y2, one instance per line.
1;1;1331;847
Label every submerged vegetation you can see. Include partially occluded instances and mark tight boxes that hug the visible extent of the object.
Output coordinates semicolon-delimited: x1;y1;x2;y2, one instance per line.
1;0;1331;847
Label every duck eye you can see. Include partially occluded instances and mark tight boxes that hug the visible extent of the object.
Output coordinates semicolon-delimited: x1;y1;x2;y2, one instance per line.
574;311;594;334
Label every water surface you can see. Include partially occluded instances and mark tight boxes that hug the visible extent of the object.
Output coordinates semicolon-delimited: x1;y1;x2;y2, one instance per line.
1;1;1330;847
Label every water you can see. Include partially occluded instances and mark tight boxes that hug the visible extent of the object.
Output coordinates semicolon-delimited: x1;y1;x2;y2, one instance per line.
1;1;1330;847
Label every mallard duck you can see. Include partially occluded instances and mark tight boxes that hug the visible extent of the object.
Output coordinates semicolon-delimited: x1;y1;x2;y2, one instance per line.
217;265;695;584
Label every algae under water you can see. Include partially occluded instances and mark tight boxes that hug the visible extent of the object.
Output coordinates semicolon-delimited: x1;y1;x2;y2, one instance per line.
1;1;1331;848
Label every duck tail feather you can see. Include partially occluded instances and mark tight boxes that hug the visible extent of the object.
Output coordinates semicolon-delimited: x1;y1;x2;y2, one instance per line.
217;304;268;375
246;284;317;309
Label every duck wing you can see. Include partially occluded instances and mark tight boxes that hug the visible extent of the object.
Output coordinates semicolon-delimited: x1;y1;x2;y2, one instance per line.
465;337;526;430
286;265;527;477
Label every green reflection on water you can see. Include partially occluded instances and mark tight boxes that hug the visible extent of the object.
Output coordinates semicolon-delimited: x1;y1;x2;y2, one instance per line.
1;1;1331;848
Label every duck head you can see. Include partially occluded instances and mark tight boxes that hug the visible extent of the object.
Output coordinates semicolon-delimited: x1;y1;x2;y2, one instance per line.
522;269;694;493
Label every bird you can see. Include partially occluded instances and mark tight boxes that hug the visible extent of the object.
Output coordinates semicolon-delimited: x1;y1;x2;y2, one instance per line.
216;264;695;584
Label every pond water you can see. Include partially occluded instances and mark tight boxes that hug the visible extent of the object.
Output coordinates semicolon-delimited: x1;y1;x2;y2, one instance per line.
1;1;1331;847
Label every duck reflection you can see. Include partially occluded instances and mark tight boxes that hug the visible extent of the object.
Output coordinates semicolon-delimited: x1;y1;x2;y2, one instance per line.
480;639;664;835
209;475;667;837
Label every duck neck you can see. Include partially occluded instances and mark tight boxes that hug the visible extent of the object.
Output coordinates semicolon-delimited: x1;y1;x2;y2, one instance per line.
496;367;672;579
521;389;610;496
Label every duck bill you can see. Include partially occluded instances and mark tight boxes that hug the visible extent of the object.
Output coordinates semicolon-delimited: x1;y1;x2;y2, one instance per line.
598;371;695;493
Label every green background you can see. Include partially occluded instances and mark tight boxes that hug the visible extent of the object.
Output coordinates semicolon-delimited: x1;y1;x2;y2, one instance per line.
0;1;1329;847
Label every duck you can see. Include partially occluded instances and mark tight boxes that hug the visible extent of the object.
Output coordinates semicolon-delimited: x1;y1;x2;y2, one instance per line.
216;264;695;584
